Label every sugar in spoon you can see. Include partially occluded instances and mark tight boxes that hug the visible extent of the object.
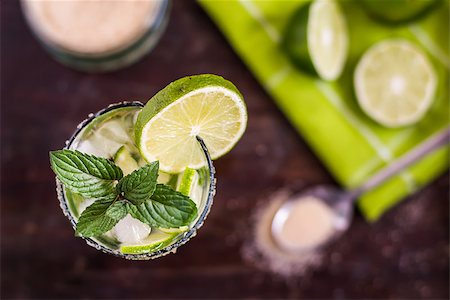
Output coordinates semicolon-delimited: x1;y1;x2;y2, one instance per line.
271;127;450;253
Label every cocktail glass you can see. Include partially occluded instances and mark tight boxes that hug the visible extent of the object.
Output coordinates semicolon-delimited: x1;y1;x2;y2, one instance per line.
56;101;216;260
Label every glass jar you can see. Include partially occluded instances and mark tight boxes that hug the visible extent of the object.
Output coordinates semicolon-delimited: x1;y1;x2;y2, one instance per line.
21;0;171;72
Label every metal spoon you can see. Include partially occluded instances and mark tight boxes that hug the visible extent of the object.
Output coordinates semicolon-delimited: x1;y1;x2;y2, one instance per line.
272;127;450;253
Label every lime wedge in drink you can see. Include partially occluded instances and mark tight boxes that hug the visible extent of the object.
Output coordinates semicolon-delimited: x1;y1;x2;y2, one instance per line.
113;145;173;183
177;167;197;196
135;74;247;173
159;226;189;234
177;166;202;208
120;229;178;254
113;146;139;175
361;0;439;24
282;0;348;81
354;39;437;128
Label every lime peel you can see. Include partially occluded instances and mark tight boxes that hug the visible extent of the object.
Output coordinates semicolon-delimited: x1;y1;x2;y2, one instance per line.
308;0;348;80
120;230;178;254
282;0;348;81
177;167;197;197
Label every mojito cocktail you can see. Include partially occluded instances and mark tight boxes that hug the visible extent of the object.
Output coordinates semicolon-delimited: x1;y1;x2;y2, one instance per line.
50;75;247;259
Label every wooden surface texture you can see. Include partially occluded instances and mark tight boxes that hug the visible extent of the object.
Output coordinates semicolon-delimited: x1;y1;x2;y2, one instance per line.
1;1;448;299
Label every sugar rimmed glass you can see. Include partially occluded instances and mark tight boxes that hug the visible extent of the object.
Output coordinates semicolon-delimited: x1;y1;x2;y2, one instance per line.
56;101;216;260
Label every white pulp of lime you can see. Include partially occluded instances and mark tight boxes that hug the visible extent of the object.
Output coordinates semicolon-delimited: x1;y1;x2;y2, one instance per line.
390;75;406;95
354;39;437;127
189;125;201;137
308;0;348;80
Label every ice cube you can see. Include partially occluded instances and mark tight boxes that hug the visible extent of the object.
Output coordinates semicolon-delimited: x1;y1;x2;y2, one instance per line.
111;214;151;244
75;139;110;158
78;198;96;214
79;128;123;158
97;119;131;145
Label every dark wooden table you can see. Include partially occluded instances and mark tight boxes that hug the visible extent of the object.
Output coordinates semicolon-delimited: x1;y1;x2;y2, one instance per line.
1;1;448;299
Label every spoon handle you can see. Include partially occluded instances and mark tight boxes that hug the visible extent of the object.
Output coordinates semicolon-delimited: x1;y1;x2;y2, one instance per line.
349;126;450;200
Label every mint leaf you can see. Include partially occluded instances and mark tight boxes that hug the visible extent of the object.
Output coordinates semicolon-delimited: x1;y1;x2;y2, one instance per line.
127;184;197;228
117;162;159;205
76;196;127;237
50;150;123;199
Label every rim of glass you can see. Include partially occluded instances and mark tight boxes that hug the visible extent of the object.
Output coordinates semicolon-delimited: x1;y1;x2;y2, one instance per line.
56;101;216;260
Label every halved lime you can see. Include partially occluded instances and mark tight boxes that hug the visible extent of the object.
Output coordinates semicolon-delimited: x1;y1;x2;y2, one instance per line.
113;146;139;175
282;0;348;81
135;74;247;173
354;39;437;128
361;0;439;24
120;229;178;254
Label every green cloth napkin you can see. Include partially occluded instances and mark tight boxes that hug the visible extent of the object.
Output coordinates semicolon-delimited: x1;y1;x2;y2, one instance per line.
199;0;449;221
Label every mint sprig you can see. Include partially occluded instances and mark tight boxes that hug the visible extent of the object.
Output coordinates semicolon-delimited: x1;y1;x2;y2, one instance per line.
116;161;159;205
50;150;123;199
127;184;198;229
76;196;127;237
50;149;198;238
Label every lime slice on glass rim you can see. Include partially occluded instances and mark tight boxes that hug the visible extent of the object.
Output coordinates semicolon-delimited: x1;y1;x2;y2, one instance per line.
135;74;247;173
120;230;178;254
354;39;437;128
282;0;348;81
